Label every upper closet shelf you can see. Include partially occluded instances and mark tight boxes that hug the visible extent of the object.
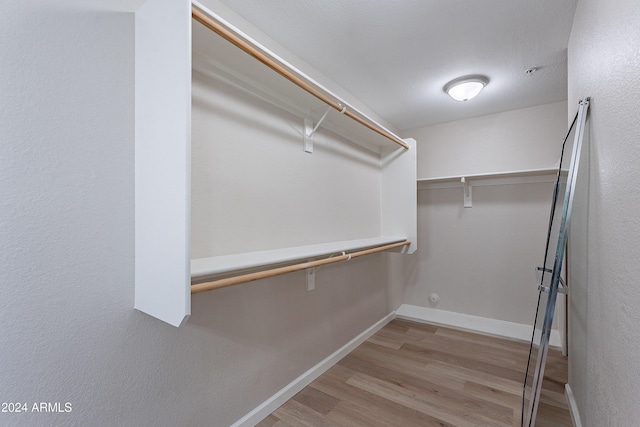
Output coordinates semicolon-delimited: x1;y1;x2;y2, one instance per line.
191;1;408;152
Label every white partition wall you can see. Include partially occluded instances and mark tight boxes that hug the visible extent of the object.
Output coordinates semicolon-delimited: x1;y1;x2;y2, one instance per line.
135;0;192;326
381;139;417;254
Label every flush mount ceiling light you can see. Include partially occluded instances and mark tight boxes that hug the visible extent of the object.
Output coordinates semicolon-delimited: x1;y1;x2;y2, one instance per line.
443;75;489;102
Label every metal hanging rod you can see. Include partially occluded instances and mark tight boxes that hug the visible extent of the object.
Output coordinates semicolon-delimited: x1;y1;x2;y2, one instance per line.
191;240;410;294
191;1;409;150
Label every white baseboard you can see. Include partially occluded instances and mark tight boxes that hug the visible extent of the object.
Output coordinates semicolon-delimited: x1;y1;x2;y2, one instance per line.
565;384;583;427
395;304;562;347
230;311;395;427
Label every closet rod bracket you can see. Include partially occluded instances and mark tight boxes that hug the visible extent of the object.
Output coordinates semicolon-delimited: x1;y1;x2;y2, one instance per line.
305;267;315;291
303;106;332;153
462;177;472;208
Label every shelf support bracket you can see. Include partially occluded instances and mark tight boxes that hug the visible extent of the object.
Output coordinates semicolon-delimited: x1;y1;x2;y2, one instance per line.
303;106;335;153
303;119;314;153
305;267;315;291
462;177;472;208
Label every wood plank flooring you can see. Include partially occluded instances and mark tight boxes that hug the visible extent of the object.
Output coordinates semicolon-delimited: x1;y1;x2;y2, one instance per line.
257;319;571;427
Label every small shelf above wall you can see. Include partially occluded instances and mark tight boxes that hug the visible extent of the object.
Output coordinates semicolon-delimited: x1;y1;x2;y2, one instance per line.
417;167;560;190
417;168;561;208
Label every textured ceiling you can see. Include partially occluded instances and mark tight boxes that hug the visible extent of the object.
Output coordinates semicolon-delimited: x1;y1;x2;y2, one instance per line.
216;0;578;130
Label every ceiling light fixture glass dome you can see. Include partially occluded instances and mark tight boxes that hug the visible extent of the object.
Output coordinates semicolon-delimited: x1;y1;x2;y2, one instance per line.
444;75;489;102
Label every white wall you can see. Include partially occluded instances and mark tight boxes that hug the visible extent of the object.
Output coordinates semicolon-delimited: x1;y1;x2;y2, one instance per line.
399;103;567;325
191;72;382;258
414;101;567;178
567;0;640;424
0;1;393;425
404;182;553;324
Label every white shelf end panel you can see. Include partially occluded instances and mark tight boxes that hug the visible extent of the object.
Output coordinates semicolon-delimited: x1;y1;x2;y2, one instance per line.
381;138;417;254
135;0;191;327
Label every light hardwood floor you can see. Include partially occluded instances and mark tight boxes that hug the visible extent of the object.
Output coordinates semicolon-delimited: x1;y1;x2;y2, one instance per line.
257;318;571;427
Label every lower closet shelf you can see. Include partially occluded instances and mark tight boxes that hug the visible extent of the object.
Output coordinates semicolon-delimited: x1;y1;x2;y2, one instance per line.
191;237;409;293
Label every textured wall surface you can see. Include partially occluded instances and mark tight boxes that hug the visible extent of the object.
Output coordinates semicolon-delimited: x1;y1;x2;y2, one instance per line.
191;72;382;259
567;0;640;424
398;103;567;325
411;101;568;179
402;182;553;324
0;1;391;425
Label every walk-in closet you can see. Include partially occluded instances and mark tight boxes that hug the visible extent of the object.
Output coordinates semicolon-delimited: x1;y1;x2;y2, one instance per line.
3;0;639;426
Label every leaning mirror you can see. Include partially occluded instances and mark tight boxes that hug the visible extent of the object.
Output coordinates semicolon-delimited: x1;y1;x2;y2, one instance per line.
522;98;590;426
